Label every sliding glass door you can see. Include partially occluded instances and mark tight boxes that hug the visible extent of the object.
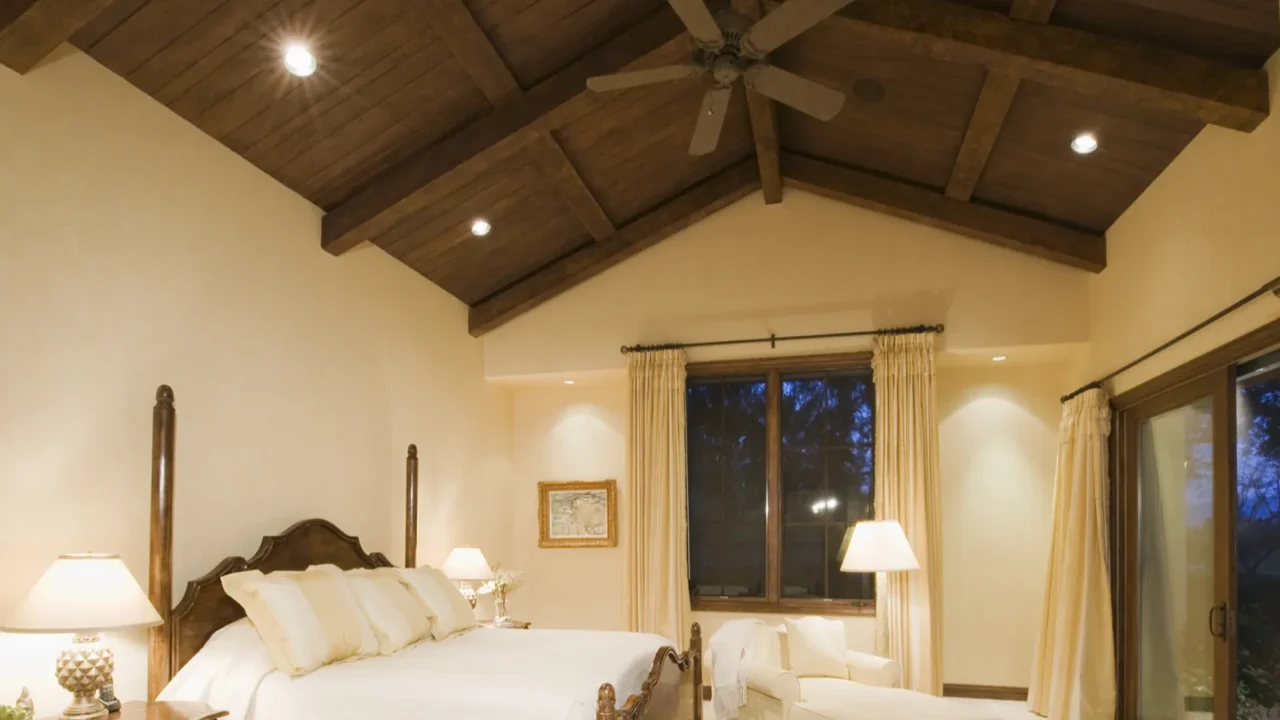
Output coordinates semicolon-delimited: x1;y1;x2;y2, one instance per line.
1120;370;1236;719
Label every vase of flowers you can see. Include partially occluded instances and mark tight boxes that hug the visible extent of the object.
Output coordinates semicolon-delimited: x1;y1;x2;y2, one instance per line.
488;565;524;623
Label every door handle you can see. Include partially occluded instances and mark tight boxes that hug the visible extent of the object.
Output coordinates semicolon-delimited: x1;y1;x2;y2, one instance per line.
1209;602;1228;641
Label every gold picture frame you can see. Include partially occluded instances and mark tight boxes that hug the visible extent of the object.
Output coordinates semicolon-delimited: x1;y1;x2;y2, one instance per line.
537;480;618;548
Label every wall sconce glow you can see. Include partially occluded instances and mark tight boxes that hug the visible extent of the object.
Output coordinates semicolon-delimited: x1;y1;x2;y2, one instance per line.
470;218;492;237
283;44;317;77
1071;133;1098;155
992;355;1008;362
563;380;575;385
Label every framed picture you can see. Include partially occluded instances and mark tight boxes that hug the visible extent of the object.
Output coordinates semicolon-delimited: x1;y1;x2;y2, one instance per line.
538;480;618;548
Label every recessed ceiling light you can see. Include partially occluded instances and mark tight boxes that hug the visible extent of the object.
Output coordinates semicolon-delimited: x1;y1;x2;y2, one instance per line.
283;43;316;77
992;355;1008;362
470;218;491;237
563;380;575;385
1071;133;1098;155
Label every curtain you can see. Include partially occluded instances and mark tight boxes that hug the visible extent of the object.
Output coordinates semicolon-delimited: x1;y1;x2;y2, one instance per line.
625;349;692;650
872;333;943;696
1028;388;1116;719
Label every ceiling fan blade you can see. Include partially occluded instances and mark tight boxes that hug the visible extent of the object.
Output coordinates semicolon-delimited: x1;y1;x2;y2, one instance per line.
745;64;845;120
668;0;726;48
741;0;854;55
586;64;706;92
689;86;733;156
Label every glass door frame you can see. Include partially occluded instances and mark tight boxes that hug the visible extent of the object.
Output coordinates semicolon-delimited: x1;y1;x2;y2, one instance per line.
1114;367;1237;719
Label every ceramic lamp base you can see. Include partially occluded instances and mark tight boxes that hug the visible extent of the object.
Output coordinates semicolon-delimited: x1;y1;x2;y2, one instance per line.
56;633;110;720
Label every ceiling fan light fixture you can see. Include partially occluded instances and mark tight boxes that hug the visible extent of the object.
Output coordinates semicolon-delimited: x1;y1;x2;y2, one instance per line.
1071;133;1098;155
282;43;316;77
470;218;492;237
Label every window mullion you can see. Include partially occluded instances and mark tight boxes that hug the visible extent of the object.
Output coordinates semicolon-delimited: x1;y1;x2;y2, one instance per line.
766;369;782;604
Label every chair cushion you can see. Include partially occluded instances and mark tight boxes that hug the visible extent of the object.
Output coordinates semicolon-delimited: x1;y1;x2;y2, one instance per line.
795;679;995;720
785;617;849;679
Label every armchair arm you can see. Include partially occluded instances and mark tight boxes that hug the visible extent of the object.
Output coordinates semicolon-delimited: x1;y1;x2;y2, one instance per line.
744;660;801;704
845;650;902;688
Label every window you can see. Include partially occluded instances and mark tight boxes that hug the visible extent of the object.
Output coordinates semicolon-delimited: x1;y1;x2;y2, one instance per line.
686;354;876;614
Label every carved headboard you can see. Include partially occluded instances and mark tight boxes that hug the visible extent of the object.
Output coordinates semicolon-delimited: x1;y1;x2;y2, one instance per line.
146;386;419;698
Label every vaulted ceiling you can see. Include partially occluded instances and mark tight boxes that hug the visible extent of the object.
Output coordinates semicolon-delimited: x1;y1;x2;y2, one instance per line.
2;0;1275;334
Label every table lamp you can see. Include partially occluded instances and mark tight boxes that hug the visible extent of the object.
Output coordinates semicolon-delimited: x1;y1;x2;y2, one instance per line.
840;520;920;572
441;547;494;609
2;554;162;720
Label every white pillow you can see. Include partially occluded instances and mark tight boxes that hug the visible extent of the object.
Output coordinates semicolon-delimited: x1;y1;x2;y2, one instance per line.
397;566;477;639
783;617;849;679
307;564;378;657
346;568;433;654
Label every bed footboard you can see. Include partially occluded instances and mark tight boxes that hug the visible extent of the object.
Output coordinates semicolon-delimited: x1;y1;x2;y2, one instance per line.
597;623;702;720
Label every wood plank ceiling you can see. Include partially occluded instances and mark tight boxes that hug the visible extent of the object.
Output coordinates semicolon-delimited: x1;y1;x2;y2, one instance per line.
2;0;1275;334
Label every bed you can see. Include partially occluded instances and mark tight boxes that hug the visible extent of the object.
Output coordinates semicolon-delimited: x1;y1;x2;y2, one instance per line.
142;385;702;719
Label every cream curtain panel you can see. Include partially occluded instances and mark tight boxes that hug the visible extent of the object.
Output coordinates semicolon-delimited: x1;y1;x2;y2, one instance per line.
1028;388;1116;720
625;349;692;650
872;333;943;696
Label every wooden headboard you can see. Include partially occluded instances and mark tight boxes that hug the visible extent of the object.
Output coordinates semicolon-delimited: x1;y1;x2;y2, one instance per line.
145;386;419;699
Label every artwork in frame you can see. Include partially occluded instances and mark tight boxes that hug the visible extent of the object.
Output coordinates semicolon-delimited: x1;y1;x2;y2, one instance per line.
537;480;618;548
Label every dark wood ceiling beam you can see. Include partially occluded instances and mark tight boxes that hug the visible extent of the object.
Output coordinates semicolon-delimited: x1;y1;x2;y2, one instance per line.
468;160;759;335
526;131;616;241
1009;0;1058;23
945;71;1021;201
321;7;686;256
0;0;114;74
801;0;1268;131
734;0;782;204
425;0;521;105
781;153;1106;272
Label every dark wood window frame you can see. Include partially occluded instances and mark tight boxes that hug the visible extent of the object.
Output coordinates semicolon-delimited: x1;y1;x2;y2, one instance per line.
688;352;876;617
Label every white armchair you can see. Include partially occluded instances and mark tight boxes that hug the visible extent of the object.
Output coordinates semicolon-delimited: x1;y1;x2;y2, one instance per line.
738;620;903;720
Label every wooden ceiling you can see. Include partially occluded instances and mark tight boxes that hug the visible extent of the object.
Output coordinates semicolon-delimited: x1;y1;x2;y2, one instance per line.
2;0;1275;334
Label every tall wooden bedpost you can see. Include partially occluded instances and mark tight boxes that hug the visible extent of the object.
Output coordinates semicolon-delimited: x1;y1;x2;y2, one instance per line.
690;622;703;720
147;385;176;701
405;444;418;568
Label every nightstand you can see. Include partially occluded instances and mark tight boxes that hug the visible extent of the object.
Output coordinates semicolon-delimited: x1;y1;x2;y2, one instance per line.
44;701;228;720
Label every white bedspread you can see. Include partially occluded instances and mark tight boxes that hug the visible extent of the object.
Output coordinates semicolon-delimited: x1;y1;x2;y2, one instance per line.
160;621;670;720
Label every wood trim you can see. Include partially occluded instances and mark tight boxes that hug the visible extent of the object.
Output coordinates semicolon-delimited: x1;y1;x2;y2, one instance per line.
943;684;1030;701
526;131;616;241
692;596;876;616
405;444;418;568
1110;317;1280;410
782;153;1106;272
597;623;703;719
0;0;114;74
147;385;176;702
468;159;758;335
1211;366;1238;720
734;0;782;205
813;0;1269;131
687;351;874;377
425;0;521;105
321;7;686;255
766;369;782;603
945;71;1021;201
1008;0;1057;22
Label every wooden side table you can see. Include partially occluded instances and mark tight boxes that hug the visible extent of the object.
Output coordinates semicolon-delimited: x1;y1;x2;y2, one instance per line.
44;701;227;720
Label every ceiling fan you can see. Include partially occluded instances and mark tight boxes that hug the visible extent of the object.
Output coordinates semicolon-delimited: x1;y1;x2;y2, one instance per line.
586;0;854;156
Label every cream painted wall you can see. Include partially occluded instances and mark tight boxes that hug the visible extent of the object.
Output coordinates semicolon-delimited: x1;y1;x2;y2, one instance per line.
1093;53;1280;395
483;189;1091;379
937;362;1064;689
506;358;1065;688
0;50;511;711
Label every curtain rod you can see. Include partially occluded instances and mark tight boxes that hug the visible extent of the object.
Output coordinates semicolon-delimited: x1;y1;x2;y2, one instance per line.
1061;274;1280;404
619;324;945;355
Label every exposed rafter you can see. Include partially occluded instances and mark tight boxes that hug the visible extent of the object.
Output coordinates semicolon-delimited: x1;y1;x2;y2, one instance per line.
526;131;616;241
945;71;1021;201
782;153;1106;272
733;0;783;204
0;0;114;74
1009;0;1058;23
468;161;759;335
792;0;1268;131
425;0;522;105
321;7;687;256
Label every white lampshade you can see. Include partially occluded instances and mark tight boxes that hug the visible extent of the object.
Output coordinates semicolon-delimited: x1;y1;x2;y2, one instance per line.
840;521;920;573
441;547;493;581
2;554;162;634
